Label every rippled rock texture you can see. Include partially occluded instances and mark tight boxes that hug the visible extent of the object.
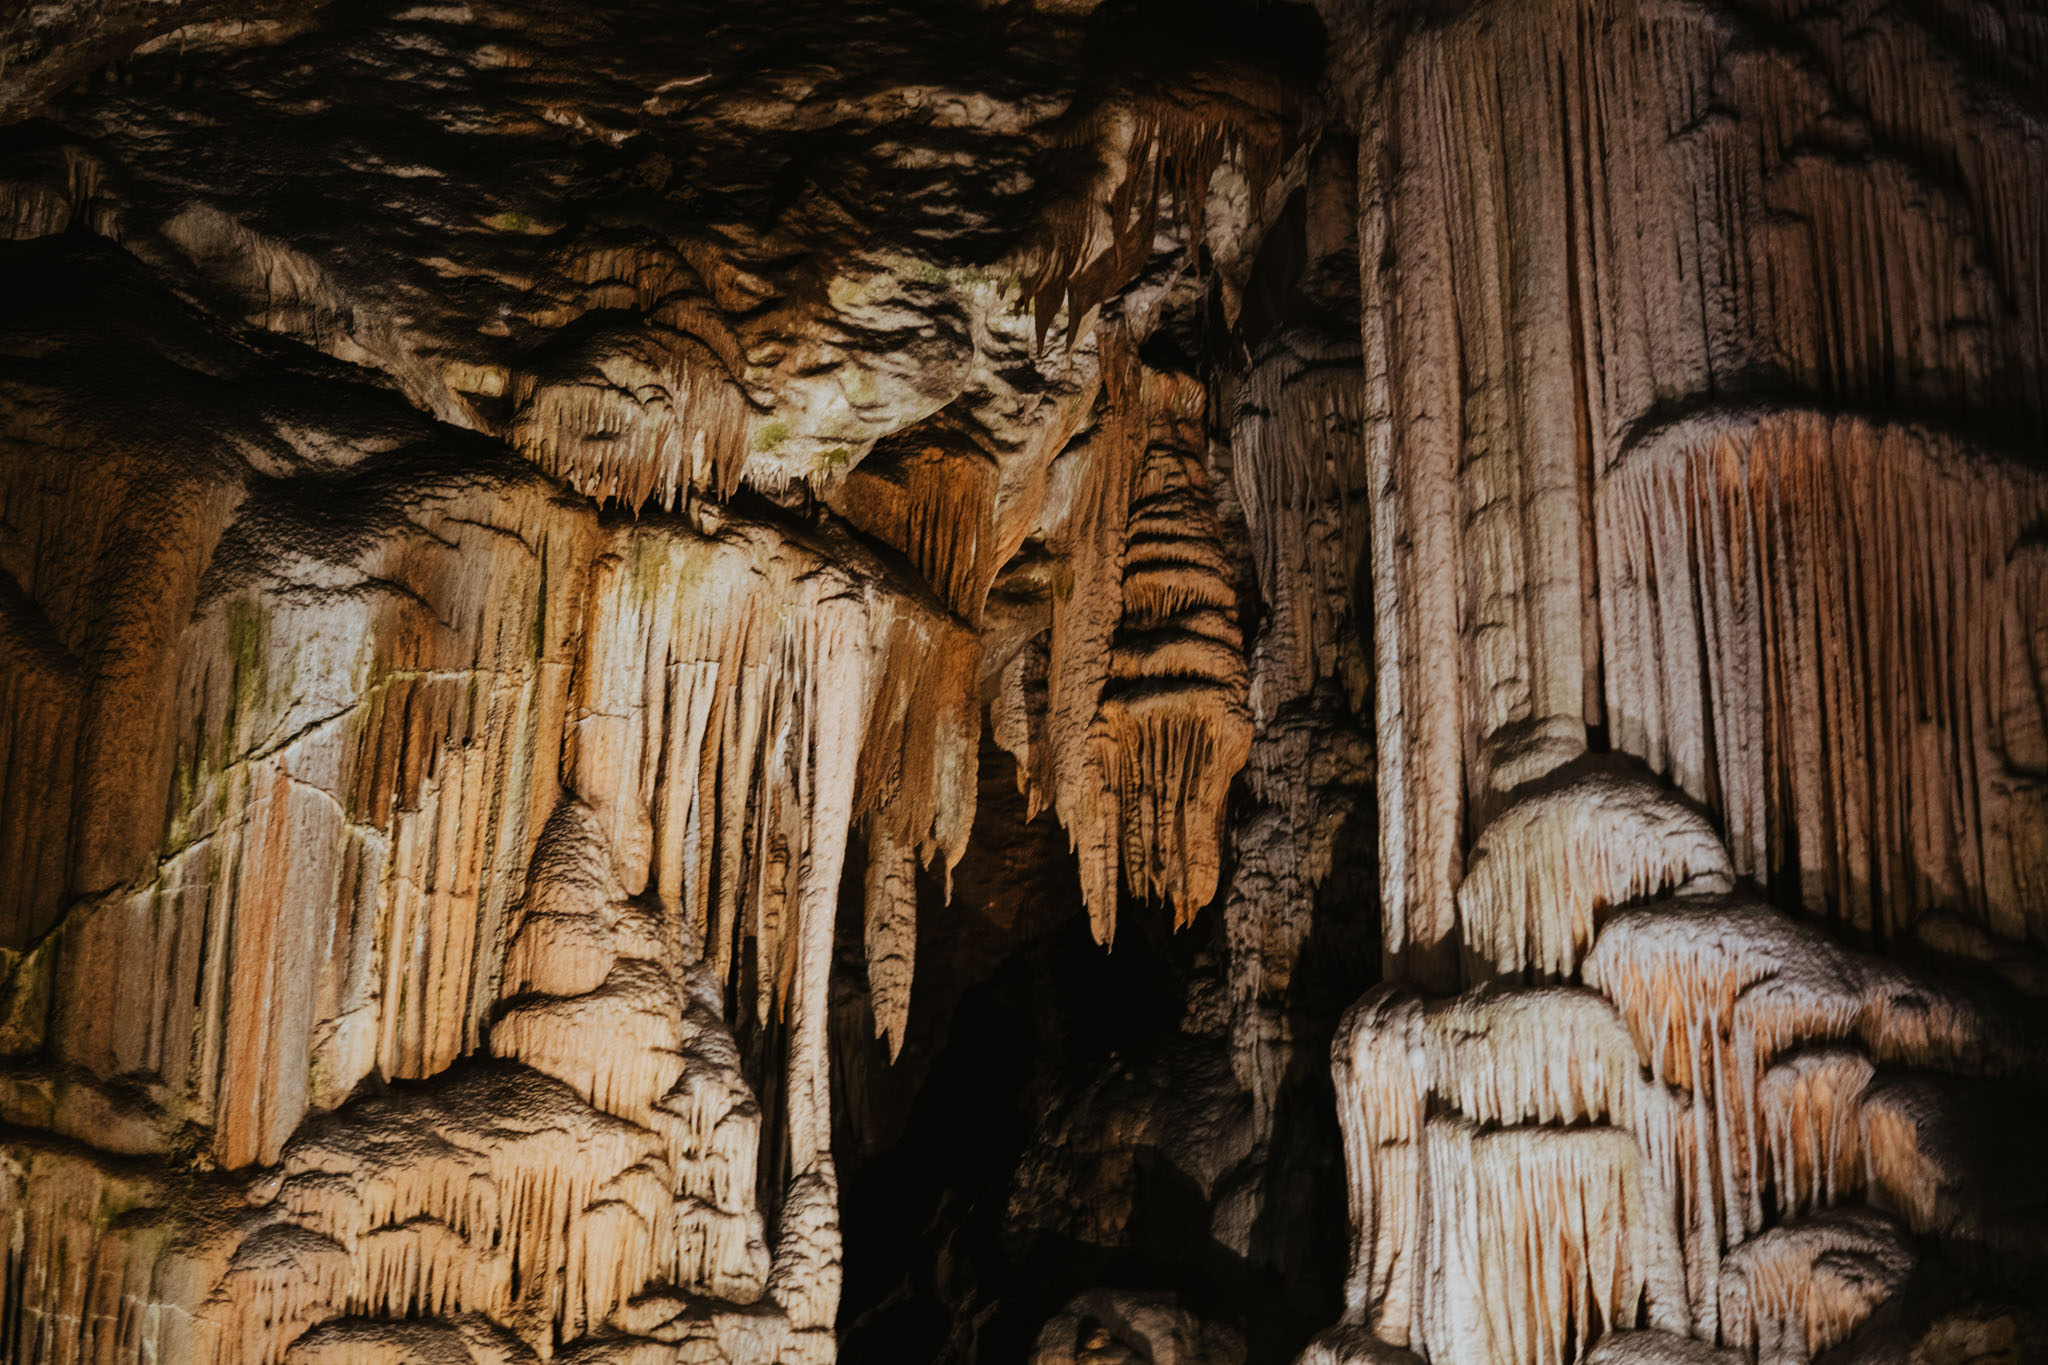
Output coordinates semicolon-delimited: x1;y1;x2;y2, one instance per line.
0;0;2043;1362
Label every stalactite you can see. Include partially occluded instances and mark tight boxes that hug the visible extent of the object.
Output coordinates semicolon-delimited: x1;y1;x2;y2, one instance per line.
1044;338;1253;941
1717;1209;1915;1363
1230;323;1371;718
1102;424;1253;926
861;828;918;1062
508;324;752;511
836;416;1004;624
992;633;1057;820
852;594;984;1059
1024;77;1291;348
1599;410;2048;944
1455;761;1734;984
1420;1119;1689;1365
10;0;2046;1361
1330;980;1697;1360
561;511;978;1028
0;418;1002;1359
1756;1048;1874;1222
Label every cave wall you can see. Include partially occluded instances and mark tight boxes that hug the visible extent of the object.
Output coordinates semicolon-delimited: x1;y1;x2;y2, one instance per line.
0;0;2043;1363
1304;0;2048;1359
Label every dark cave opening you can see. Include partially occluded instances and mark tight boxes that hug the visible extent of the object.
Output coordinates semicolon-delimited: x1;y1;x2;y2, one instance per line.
829;730;1367;1365
836;903;1184;1364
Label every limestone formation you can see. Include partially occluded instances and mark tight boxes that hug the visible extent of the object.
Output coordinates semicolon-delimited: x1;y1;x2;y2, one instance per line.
1;0;2043;1362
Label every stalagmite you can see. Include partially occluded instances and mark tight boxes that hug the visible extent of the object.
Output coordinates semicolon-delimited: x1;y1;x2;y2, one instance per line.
491;800;772;1302
1582;894;2025;1327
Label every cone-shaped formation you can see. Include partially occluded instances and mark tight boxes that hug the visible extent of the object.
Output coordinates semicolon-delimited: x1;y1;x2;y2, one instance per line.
490;801;773;1300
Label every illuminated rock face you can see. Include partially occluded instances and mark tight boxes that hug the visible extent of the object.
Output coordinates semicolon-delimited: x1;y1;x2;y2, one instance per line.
1304;0;2048;1360
0;0;2041;1363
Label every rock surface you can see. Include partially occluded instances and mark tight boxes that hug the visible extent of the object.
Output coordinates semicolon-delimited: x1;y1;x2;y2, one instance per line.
0;0;2042;1362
